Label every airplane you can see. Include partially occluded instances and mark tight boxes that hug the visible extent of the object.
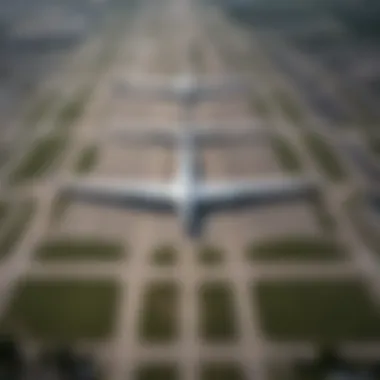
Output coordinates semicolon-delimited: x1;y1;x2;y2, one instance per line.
60;121;318;238
112;71;251;107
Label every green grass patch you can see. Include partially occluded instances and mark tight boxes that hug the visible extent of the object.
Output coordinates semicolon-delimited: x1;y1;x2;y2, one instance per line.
26;95;56;127
74;145;99;174
151;244;177;266
9;137;66;183
251;96;269;118
199;283;237;342
0;201;10;230
0;200;35;260
256;280;380;340
34;238;124;262
0;280;119;340
267;363;301;380
57;88;91;131
343;89;379;127
368;137;380;158
201;363;245;380
268;363;322;380
274;91;305;124
346;194;380;255
310;191;336;235
246;235;345;261
139;282;179;342
303;132;346;181
198;246;224;266
50;194;70;226
268;357;380;380
136;364;179;380
58;100;82;129
271;136;303;173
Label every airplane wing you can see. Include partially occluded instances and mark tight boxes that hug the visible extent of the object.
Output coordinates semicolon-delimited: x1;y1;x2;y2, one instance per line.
198;176;316;212
60;179;176;211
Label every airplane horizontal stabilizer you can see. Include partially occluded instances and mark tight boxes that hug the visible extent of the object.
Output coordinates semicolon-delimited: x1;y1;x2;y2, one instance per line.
198;176;316;211
61;179;176;211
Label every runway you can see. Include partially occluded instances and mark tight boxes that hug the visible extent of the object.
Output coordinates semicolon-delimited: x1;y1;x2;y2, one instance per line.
0;1;330;379
52;3;322;377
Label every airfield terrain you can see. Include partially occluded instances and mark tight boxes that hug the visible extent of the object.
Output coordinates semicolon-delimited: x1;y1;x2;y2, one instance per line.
0;0;380;379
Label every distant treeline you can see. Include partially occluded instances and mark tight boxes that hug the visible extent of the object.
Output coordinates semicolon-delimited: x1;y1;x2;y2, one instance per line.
329;0;380;40
216;0;380;41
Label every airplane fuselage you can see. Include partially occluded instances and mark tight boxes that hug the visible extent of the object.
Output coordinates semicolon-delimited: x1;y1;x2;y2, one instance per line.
174;127;202;237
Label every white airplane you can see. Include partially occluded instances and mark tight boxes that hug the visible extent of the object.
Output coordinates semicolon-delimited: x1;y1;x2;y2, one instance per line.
61;122;317;237
112;72;251;107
